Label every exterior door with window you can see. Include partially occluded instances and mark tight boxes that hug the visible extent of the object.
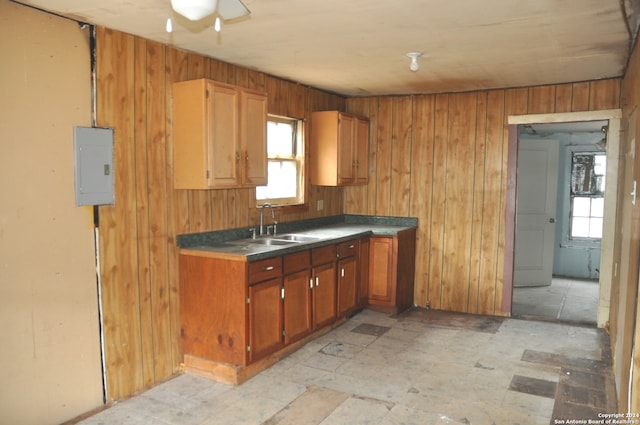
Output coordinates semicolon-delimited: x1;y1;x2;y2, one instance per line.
514;139;559;287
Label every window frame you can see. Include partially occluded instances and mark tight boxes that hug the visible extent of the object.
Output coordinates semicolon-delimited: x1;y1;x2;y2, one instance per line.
565;148;606;245
255;114;307;209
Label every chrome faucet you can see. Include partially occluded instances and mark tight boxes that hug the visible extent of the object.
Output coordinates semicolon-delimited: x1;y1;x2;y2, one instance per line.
259;203;276;236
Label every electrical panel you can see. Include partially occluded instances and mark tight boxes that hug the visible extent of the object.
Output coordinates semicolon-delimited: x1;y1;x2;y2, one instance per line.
73;126;114;206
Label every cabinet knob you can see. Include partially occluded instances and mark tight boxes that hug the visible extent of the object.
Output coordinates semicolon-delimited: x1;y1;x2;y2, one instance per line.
263;266;275;271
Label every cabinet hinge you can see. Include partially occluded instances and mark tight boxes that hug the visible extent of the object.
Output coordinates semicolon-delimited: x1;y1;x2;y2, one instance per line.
206;170;210;179
281;287;285;299
282;330;286;337
246;297;250;304
247;345;251;352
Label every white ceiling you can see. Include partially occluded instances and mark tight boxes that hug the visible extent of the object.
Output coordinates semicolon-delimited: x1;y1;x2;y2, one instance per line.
16;0;640;97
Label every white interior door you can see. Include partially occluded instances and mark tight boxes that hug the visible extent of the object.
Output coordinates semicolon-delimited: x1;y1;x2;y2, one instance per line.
514;138;559;287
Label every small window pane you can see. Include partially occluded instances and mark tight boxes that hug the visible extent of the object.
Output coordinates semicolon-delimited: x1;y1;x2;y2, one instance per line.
594;155;606;175
571;217;590;238
591;198;604;218
256;161;297;200
589;218;603;238
572;197;591;217
267;121;294;157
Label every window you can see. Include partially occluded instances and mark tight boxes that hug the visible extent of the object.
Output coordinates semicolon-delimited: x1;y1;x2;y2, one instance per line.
569;152;606;239
256;115;305;206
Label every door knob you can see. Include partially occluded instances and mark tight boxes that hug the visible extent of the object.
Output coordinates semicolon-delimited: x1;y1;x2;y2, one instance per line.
549;218;556;223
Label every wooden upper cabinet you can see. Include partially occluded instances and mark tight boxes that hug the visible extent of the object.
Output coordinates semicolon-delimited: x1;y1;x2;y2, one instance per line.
172;78;267;189
354;117;370;183
241;89;268;186
310;110;370;186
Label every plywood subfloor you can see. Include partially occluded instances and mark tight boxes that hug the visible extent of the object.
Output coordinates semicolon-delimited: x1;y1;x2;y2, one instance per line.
72;309;615;425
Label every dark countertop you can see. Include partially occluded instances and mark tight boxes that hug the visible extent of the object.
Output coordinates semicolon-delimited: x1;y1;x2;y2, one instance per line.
177;214;417;261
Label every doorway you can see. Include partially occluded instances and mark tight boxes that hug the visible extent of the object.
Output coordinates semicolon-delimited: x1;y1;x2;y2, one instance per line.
505;110;621;328
513;121;607;325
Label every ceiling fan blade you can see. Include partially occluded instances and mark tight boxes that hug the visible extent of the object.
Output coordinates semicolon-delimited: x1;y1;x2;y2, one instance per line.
218;0;250;20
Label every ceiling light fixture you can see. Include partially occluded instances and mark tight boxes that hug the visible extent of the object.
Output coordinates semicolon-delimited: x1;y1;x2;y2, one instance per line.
170;0;218;21
167;0;250;34
406;52;423;72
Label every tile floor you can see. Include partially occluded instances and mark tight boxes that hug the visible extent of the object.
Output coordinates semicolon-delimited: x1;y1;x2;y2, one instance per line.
512;277;599;326
73;308;615;425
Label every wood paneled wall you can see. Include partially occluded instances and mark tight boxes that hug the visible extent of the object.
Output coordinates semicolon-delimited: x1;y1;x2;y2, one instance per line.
615;36;640;413
95;27;345;400
345;80;621;316
95;24;626;402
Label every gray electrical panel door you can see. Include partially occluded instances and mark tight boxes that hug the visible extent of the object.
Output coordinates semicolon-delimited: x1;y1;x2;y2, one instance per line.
73;126;115;206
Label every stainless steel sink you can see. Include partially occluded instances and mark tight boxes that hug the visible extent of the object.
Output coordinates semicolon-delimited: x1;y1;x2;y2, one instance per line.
229;233;322;248
246;238;297;246
277;234;321;242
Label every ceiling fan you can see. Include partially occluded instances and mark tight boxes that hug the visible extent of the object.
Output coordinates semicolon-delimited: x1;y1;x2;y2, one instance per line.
168;0;250;32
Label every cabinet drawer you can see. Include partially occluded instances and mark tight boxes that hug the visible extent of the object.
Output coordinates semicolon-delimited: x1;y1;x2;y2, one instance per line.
249;257;282;284
338;239;359;258
284;250;311;275
312;244;337;266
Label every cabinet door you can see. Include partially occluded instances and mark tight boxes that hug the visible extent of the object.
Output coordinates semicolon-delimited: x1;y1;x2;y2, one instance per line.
354;117;370;184
312;262;337;329
248;277;283;362
208;82;240;187
337;113;355;185
179;254;248;366
369;236;395;304
173;79;210;189
283;269;312;344
337;256;357;316
241;89;268;186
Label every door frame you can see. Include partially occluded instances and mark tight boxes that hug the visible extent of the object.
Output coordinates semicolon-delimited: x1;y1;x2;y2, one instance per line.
504;109;622;327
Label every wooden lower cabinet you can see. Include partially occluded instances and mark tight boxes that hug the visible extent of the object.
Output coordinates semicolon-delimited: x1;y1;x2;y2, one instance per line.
179;230;415;385
312;262;337;328
311;245;338;328
180;241;348;385
337;239;360;316
179;254;248;367
283;251;312;344
337;256;357;315
369;237;395;304
248;277;284;362
367;228;417;314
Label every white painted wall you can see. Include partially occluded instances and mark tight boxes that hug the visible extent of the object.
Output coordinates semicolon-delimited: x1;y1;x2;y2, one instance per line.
0;2;104;423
